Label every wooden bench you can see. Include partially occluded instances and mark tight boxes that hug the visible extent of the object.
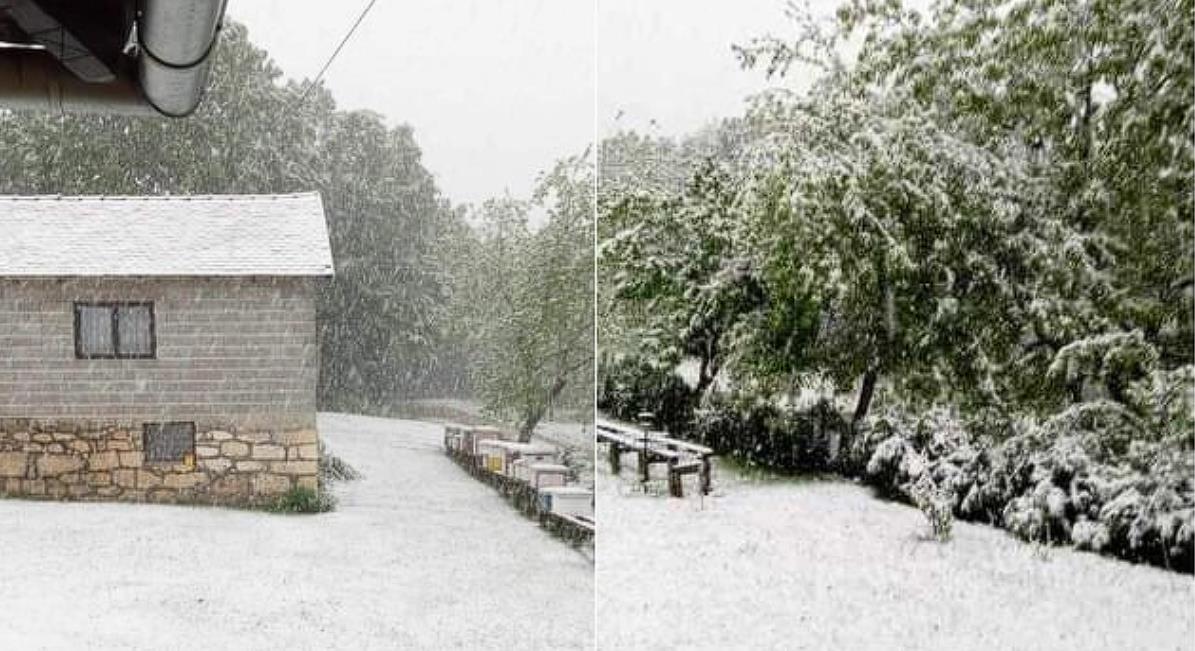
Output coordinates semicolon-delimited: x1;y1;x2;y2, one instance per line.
667;459;703;497
597;418;715;496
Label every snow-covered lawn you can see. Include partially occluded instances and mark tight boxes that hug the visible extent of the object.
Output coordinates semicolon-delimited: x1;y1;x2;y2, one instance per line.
596;456;1195;650
0;413;593;650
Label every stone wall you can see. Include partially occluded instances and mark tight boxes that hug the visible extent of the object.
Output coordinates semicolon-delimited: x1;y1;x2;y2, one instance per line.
0;420;318;506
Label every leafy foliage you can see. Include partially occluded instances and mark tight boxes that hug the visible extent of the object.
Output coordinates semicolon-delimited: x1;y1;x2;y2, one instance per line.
450;155;594;437
599;0;1192;569
597;355;698;437
601;161;761;396
855;367;1194;570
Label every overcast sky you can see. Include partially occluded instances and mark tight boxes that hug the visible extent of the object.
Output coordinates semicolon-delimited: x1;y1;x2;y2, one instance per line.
597;0;792;138
230;0;592;208
231;1;805;207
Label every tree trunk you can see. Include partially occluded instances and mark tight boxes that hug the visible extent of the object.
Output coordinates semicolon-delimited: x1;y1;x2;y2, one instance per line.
518;375;570;442
694;336;720;397
852;367;879;433
695;357;719;397
839;366;880;471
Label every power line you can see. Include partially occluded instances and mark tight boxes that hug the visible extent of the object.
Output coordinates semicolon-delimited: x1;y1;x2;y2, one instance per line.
293;0;379;108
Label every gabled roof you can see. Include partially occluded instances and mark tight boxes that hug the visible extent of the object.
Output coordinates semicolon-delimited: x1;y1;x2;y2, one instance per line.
0;192;334;277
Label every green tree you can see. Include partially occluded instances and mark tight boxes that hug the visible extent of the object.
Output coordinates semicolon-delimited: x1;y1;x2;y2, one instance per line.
600;160;760;397
456;154;594;439
740;0;1194;411
741;87;1071;432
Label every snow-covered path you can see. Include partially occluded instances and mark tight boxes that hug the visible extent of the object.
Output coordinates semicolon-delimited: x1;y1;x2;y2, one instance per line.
0;413;593;650
595;457;1195;650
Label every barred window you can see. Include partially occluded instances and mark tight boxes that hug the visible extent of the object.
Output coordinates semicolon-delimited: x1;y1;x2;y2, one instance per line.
143;422;195;463
74;302;156;359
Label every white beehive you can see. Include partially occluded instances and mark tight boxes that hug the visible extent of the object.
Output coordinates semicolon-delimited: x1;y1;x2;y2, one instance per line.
479;440;557;476
466;426;505;457
527;463;569;489
443;422;468;452
510;458;531;481
538;486;593;518
476;439;507;473
519;450;557;472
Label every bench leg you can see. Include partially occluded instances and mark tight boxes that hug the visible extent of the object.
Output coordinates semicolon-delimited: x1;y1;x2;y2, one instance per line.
668;467;684;498
609;443;622;474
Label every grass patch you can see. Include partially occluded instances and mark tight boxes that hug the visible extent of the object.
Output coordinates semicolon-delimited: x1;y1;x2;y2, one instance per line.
268;444;361;514
269;486;336;514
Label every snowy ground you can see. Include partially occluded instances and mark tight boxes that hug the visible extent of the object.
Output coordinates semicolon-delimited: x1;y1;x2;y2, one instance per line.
0;413;593;650
595;451;1195;650
533;421;595;486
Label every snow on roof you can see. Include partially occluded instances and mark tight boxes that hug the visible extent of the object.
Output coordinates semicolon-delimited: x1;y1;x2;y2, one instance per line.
528;463;570;472
470;426;506;435
478;440;557;454
0;192;334;277
538;486;593;496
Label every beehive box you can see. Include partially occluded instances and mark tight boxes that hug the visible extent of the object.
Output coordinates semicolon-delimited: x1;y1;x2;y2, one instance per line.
443;422;468;452
522;450;557;466
476;439;507;473
512;457;563;482
480;440;557;476
538;486;594;518
510;458;535;482
511;451;558;479
527;463;570;489
465;426;506;457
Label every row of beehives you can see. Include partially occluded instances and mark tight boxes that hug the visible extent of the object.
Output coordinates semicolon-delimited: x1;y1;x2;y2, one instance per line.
442;423;594;522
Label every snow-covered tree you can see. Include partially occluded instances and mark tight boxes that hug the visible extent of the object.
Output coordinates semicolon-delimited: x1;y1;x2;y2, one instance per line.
600;160;760;396
456;154;595;438
738;86;1073;432
742;0;1193;403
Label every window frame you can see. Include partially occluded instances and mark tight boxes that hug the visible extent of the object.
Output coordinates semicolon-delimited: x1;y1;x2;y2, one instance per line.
73;301;157;360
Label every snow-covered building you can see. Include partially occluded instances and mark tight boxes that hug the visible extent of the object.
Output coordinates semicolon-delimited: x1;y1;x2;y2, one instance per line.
0;193;334;505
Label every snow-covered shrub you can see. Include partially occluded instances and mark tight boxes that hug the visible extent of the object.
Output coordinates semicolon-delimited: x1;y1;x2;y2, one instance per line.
1047;331;1158;403
865;436;908;488
1038;400;1145;461
1119;485;1195;570
319;442;362;483
1071;518;1111;552
1002;479;1071;544
856;400;1193;571
691;394;773;466
905;473;955;541
858;406;987;508
690;395;843;472
597;355;697;436
1098;487;1144;555
1129;366;1195;448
